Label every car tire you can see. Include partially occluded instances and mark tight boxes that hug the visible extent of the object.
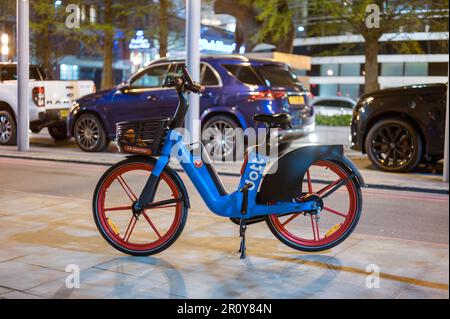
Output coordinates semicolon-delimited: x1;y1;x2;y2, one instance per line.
48;123;70;142
0;110;17;146
74;113;109;152
202;115;244;161
365;118;422;172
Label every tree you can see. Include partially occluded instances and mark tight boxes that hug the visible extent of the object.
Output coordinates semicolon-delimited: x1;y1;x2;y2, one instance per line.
30;1;65;79
145;0;184;59
309;0;448;94
214;0;295;53
159;0;169;58
69;0;149;90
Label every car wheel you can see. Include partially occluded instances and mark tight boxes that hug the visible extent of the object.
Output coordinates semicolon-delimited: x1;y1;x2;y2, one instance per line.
365;118;422;172
48;123;69;142
74;113;109;152
0;110;16;146
202;115;243;161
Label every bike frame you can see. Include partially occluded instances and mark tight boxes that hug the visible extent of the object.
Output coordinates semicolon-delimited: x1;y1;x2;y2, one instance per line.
138;129;318;219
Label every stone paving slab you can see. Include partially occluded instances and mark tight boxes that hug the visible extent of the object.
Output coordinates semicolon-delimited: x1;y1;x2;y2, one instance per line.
0;189;447;299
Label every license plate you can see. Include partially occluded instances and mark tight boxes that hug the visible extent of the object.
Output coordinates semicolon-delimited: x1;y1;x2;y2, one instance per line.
59;110;69;118
288;96;305;105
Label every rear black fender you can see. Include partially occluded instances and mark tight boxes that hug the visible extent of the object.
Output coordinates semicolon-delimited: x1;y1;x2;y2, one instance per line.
258;145;365;203
126;155;190;208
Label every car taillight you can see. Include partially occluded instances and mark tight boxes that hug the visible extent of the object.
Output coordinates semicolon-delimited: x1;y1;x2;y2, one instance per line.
248;90;287;102
32;86;45;107
273;91;287;99
248;90;274;101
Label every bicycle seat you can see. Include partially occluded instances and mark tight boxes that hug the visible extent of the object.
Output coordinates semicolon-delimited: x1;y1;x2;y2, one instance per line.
253;113;292;126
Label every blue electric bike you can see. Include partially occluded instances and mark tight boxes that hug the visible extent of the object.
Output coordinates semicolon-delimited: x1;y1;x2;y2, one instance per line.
93;66;365;258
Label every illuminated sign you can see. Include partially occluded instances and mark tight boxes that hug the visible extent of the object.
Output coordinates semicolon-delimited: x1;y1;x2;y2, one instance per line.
129;30;150;50
200;39;236;53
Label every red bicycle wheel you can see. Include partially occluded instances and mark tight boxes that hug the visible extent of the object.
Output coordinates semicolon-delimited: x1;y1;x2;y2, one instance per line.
93;157;187;256
266;160;362;252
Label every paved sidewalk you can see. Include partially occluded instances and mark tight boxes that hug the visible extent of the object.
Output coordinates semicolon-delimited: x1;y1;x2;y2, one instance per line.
0;188;448;299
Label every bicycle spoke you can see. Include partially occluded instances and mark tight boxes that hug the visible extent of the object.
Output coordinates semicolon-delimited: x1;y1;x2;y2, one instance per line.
306;169;313;193
144;198;181;209
116;175;137;202
123;216;137;242
104;205;133;212
281;213;301;226
310;216;320;241
319;173;354;199
317;178;343;196
323;206;348;218
142;212;162;238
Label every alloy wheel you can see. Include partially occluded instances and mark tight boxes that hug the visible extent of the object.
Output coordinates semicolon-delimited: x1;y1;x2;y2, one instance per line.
76;117;101;150
369;123;415;169
0;115;13;144
203;120;237;159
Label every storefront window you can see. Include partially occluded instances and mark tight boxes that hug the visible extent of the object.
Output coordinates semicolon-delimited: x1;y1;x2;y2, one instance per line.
320;64;338;76
339;84;360;99
381;63;403;76
320;84;338;96
340;63;361;76
60;64;79;80
404;62;428;76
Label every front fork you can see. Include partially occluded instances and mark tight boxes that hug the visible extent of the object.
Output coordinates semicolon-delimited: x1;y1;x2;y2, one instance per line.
132;154;171;214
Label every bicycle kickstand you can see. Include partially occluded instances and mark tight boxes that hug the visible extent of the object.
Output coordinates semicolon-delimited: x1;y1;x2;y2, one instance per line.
238;219;247;259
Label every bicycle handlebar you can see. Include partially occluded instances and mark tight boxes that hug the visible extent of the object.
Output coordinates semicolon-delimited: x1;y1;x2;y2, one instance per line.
163;65;204;94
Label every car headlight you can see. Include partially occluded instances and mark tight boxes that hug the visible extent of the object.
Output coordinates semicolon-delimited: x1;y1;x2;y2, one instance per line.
70;101;80;113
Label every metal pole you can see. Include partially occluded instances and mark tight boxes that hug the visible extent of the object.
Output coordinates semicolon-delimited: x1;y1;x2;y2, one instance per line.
17;0;29;151
185;0;201;143
443;69;449;182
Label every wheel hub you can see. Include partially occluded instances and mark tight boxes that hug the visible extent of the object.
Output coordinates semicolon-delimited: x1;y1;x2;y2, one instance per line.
302;193;324;214
131;201;144;218
84;128;92;139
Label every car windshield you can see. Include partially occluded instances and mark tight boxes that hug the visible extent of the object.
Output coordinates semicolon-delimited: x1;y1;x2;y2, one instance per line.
253;64;301;88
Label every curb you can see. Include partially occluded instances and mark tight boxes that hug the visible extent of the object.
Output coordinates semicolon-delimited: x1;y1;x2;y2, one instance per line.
0;153;448;195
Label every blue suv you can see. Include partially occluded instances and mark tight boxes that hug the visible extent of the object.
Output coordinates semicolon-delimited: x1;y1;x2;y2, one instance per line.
68;55;315;153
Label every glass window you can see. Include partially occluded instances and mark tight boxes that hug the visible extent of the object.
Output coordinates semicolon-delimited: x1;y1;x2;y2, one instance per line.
0;66;41;81
339;84;360;100
338;100;355;109
130;64;168;88
381;63;403;76
60;64;79;80
404;62;428;76
340;63;360;76
314;100;340;107
319;84;338;96
320;64;338;76
201;64;220;86
253;64;301;87
222;64;264;86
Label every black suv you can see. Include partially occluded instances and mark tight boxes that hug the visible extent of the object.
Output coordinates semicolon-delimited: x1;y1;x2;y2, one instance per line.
351;83;447;172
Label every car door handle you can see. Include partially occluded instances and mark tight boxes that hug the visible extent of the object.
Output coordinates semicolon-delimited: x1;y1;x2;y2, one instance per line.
146;95;159;101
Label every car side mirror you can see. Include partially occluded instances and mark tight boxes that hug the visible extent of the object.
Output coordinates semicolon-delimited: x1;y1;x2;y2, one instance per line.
119;84;131;93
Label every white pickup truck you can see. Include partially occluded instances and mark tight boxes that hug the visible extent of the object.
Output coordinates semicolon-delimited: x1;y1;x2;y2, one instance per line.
0;63;95;145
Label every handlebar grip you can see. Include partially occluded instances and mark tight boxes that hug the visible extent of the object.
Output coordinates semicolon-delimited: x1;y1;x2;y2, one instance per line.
181;65;195;86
